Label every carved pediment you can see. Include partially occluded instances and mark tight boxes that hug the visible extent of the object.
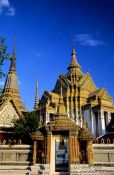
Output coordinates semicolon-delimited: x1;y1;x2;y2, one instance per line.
100;89;112;102
0;101;19;126
53;74;71;92
79;73;97;93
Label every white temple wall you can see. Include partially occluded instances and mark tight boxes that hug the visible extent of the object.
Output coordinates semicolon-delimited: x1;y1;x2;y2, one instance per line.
92;112;97;137
46;112;50;125
83;109;92;133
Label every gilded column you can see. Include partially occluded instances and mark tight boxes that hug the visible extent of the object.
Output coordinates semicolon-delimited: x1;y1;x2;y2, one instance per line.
74;137;79;163
33;141;37;165
46;132;51;164
69;135;73;164
66;88;69;116
70;86;73;119
87;141;94;165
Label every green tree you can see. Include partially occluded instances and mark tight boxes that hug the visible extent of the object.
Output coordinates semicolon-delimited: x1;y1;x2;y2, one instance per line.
0;37;10;78
13;111;38;144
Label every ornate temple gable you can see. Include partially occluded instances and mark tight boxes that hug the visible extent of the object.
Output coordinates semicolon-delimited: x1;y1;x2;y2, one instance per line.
99;88;112;102
0;99;21;126
78;73;97;93
89;88;112;103
40;91;60;111
46;114;80;132
53;74;71;93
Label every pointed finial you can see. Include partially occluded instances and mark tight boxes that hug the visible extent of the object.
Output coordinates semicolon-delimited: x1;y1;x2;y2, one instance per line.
34;76;39;110
13;37;16;57
60;83;62;97
58;68;61;76
72;33;76;56
9;38;16;73
72;33;74;49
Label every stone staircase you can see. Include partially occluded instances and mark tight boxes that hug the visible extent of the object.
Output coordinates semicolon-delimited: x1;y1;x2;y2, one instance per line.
70;164;114;175
0;164;114;175
30;164;50;175
0;165;30;175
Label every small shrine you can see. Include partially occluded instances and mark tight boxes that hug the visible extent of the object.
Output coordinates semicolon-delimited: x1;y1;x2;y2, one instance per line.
32;89;94;173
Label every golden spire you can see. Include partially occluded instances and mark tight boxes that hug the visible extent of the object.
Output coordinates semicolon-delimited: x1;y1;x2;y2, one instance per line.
2;39;26;111
66;34;83;79
34;78;39;110
9;38;16;73
57;84;66;114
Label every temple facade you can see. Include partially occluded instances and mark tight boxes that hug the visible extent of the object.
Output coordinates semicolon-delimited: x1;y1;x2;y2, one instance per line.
38;46;114;138
31;43;114;174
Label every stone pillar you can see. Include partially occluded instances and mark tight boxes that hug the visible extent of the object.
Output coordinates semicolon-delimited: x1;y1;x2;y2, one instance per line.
87;141;94;165
46;112;50;124
46;132;51;164
33;141;37;165
98;110;105;135
108;112;111;123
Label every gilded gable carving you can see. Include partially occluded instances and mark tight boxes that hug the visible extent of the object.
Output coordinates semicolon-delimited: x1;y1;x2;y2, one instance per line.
0;101;19;126
100;90;112;102
81;77;97;93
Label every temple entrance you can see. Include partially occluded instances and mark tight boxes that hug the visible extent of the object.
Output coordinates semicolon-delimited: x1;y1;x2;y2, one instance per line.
55;139;69;172
50;131;69;173
79;140;88;163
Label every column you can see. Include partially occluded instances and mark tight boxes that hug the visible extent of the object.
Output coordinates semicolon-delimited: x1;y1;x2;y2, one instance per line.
87;141;94;165
46;132;51;164
98;110;105;136
66;90;69;117
91;109;94;136
108;112;111;123
74;136;80;163
46;112;50;124
33;141;37;165
70;87;73;119
69;135;73;164
69;131;79;164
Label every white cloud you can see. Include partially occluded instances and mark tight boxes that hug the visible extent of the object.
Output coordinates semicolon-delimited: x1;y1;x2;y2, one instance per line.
75;34;105;47
0;0;9;7
7;6;15;16
0;0;15;16
0;80;5;87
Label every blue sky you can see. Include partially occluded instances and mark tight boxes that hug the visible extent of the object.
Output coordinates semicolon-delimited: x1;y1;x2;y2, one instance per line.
0;0;114;110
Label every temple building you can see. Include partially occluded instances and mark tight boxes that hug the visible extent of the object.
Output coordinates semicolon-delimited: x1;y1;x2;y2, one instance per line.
31;42;114;174
38;45;114;138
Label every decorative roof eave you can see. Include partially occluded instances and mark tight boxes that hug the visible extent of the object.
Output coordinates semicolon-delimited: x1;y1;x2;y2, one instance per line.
32;130;44;140
78;122;94;141
45;115;80;132
89;88;112;102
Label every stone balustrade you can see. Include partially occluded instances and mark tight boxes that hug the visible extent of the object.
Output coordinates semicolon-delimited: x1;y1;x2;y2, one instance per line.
0;144;33;165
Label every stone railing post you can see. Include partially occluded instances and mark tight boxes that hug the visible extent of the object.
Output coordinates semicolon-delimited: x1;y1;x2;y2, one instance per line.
33;141;37;165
